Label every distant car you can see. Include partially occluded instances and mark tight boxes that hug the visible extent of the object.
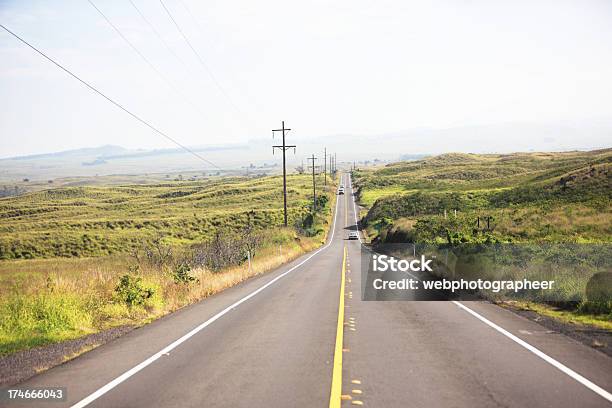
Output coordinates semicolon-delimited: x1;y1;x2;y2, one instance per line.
348;231;359;240
338;188;345;195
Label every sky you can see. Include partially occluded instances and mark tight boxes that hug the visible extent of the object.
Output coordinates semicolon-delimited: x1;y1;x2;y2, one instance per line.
1;0;612;159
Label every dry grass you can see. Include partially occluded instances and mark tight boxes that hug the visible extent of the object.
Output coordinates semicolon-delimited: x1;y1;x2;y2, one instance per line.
0;232;323;355
0;183;338;356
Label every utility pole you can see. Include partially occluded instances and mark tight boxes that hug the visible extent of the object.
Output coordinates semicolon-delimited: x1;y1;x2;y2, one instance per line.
335;153;338;173
323;148;327;187
272;121;296;227
307;154;318;212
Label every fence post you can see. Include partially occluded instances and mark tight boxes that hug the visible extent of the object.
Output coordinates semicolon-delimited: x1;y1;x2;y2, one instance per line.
247;250;252;273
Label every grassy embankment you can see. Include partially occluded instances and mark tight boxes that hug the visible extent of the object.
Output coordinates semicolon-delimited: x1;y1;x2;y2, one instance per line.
0;173;337;356
353;149;612;325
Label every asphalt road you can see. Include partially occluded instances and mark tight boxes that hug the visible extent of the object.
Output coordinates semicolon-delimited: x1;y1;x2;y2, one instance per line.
5;174;612;408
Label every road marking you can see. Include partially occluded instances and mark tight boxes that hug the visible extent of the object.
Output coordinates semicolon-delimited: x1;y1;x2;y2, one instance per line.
352;389;362;395
351;379;361;384
329;245;347;408
346;174;612;403
348;175;363;244
70;178;343;408
351;400;363;405
453;301;612;403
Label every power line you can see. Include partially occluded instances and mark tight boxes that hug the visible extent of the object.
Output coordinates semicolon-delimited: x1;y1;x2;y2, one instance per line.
88;0;208;120
0;23;221;169
177;0;264;121
128;0;233;118
128;0;192;74
158;0;252;131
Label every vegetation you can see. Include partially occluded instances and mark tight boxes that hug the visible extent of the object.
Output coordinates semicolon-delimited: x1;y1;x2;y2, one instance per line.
355;149;611;243
0;174;327;260
354;149;611;322
0;173;336;355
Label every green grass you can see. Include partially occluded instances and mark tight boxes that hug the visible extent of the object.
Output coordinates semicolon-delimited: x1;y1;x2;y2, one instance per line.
0;174;331;260
355;149;612;243
0;292;96;355
354;149;612;322
359;186;412;207
0;173;337;356
505;301;612;331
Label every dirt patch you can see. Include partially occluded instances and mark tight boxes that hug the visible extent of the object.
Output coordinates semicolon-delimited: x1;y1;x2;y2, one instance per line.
0;325;134;387
502;303;612;358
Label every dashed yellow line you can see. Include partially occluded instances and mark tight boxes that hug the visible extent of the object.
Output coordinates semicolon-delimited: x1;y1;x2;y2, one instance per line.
329;245;347;408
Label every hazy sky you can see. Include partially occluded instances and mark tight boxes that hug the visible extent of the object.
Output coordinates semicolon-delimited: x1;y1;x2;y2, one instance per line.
1;0;611;158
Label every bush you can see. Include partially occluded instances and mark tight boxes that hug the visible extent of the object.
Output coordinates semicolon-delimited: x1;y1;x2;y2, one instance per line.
585;271;612;303
577;300;612;316
115;274;155;307
190;231;251;272
172;263;198;284
295;212;321;237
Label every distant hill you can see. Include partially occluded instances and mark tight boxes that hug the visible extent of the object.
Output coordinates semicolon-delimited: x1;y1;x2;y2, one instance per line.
0;144;251;182
8;145;128;161
2;119;611;181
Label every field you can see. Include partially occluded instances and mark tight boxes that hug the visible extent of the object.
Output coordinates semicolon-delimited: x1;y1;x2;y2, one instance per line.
353;149;611;321
355;149;611;243
0;174;324;259
0;173;336;355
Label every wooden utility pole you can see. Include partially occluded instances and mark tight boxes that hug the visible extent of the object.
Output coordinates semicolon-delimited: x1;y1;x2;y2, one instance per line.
307;154;318;212
272;121;296;227
323;147;327;186
335;153;337;173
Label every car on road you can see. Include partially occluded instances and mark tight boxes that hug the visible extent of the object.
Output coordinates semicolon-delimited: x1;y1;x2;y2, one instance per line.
348;231;359;240
338;188;345;195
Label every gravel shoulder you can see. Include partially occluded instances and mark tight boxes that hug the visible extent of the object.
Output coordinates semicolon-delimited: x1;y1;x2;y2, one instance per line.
501;302;612;358
0;325;134;387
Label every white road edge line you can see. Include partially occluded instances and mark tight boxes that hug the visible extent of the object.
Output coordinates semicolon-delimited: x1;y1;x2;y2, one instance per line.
452;301;612;403
347;174;612;403
70;175;344;408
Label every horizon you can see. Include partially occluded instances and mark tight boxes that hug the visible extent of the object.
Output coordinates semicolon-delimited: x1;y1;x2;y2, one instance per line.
3;138;611;162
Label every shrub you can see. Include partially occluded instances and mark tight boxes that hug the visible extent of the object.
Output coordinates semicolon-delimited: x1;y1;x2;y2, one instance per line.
172;263;198;284
577;300;612;316
114;274;155;307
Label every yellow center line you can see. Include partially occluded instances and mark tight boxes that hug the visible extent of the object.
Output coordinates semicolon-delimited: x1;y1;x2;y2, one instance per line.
329;244;347;408
330;174;349;408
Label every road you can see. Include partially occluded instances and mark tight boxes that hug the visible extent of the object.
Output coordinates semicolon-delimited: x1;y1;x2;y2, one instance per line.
6;174;612;408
